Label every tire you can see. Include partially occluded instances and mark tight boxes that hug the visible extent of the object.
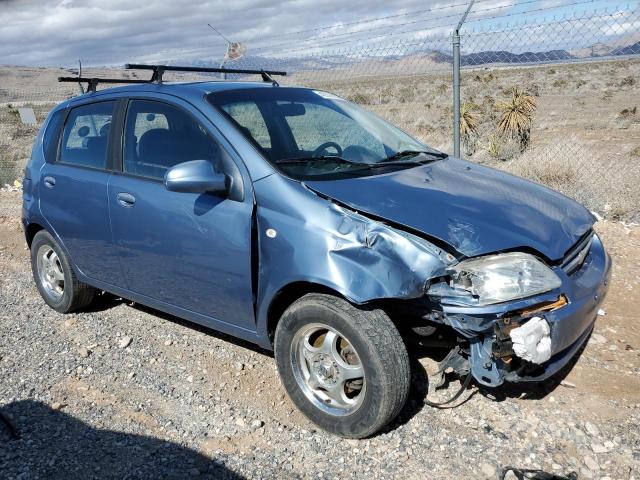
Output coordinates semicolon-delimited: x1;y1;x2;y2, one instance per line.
30;230;96;313
274;293;410;438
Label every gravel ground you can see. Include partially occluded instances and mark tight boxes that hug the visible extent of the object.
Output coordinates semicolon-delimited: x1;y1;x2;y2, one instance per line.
0;190;639;479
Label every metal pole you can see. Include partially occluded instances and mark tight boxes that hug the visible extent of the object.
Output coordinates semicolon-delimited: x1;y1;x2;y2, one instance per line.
452;0;475;158
452;34;461;157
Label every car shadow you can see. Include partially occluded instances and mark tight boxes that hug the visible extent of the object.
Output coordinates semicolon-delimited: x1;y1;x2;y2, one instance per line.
0;400;245;480
82;293;273;358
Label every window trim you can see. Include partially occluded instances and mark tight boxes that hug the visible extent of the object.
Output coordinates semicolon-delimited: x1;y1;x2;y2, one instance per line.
55;99;117;172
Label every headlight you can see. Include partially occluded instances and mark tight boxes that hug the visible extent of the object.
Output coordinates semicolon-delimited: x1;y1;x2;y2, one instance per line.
446;252;561;305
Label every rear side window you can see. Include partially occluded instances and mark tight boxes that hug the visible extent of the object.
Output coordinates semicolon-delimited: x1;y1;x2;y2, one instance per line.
123;100;221;180
59;101;115;169
43;109;65;163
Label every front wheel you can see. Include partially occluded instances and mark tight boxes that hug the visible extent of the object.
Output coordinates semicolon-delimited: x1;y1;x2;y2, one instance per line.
274;293;410;438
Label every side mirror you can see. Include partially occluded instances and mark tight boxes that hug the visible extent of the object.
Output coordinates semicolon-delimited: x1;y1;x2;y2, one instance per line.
164;160;228;195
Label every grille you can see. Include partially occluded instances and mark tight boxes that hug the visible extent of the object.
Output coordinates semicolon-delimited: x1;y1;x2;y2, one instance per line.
561;232;593;275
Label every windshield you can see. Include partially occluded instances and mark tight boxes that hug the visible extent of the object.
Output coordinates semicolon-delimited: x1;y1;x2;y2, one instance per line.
207;87;445;180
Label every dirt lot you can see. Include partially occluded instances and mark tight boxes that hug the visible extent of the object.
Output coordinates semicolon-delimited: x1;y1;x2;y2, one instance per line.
0;189;639;479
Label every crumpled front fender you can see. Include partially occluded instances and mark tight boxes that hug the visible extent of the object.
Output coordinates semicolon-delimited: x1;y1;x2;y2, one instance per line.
253;174;455;346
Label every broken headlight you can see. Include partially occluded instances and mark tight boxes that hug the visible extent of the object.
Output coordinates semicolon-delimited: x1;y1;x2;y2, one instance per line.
445;252;561;305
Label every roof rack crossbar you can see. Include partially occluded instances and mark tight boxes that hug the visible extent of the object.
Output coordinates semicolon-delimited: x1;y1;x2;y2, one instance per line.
125;63;287;84
58;76;151;93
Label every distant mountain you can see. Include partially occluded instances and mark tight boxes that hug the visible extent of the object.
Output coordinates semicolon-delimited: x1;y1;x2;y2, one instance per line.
611;41;640;56
183;35;640;75
460;49;573;66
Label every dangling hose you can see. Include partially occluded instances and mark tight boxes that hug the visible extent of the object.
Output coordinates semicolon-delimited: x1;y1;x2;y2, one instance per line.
424;371;474;409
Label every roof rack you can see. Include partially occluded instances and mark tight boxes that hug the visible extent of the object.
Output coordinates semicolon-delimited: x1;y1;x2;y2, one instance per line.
125;63;287;84
58;64;287;93
58;76;150;93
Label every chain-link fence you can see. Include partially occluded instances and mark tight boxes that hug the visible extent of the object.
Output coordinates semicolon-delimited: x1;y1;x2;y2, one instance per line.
1;2;639;220
457;5;640;221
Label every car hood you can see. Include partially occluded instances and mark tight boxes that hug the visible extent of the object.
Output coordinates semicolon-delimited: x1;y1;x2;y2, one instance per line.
304;158;594;261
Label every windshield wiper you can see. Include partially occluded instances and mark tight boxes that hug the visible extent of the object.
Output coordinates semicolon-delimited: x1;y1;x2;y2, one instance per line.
274;156;369;167
378;149;448;165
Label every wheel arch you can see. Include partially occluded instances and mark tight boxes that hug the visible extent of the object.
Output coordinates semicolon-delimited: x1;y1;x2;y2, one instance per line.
25;222;45;247
265;281;352;346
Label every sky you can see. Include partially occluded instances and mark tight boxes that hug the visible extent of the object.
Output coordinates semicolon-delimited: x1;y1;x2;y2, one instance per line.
0;0;636;66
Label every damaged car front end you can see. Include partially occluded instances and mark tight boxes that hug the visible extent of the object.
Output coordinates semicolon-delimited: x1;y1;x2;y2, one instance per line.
255;167;611;389
426;231;611;386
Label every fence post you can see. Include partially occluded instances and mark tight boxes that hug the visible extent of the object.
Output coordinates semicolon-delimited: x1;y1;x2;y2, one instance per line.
452;1;475;158
452;33;461;157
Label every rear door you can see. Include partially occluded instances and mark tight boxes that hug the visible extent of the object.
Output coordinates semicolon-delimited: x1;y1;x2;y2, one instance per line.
39;100;124;286
107;97;256;331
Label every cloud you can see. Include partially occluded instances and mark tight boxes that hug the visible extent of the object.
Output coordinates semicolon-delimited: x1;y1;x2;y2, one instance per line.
0;0;509;66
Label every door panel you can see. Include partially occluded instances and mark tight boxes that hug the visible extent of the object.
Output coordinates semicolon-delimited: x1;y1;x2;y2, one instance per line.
39;100;123;286
39;164;122;284
108;97;255;331
108;175;256;330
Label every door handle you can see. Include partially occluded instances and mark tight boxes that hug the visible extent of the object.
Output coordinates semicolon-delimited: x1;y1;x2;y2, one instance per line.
116;192;136;207
43;176;56;188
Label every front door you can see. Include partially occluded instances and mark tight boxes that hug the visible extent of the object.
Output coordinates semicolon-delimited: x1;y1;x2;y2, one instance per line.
39;100;123;285
108;98;255;331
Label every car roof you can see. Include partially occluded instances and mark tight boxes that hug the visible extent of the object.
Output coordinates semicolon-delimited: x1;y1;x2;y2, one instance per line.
58;81;306;109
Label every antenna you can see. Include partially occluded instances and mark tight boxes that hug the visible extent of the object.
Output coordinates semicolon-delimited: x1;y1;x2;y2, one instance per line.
207;23;232;44
208;23;232;79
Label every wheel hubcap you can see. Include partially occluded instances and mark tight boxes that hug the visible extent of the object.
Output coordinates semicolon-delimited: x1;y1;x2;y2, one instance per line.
291;323;366;416
36;245;64;299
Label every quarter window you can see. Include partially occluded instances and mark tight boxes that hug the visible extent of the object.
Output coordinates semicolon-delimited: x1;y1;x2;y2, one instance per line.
43;109;65;163
123;100;221;180
59;101;115;169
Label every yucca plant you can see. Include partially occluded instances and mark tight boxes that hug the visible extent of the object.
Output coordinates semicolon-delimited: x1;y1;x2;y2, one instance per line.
460;101;480;155
497;87;537;152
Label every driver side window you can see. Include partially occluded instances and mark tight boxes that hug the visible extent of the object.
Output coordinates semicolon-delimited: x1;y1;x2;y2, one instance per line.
123;100;222;180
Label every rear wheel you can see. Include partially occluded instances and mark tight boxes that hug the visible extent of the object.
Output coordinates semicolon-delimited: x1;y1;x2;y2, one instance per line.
30;230;96;313
274;293;410;438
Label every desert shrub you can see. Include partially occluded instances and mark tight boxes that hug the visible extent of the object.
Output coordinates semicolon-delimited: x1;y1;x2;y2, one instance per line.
346;92;372;105
460;102;480;155
576;79;587;88
483;134;504;160
631;146;640;157
413;117;437;139
552;79;567;88
496;87;537;152
547;68;556;75
619;107;637;118
620;76;636;87
397;85;415;103
473;72;495;84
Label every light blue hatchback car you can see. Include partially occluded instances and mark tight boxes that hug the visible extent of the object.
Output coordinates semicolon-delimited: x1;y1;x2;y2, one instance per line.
23;65;611;438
